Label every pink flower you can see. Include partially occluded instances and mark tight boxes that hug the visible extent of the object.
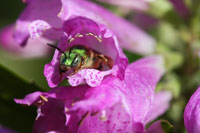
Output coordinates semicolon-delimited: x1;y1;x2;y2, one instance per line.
184;86;200;133
97;0;154;11
0;124;16;133
0;0;155;55
169;0;190;19
44;17;128;88
15;56;171;133
0;25;51;58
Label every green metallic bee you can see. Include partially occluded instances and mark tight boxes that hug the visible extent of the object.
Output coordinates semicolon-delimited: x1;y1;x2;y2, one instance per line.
48;44;113;76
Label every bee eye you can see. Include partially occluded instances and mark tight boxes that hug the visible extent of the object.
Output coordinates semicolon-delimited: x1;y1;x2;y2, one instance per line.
60;54;66;64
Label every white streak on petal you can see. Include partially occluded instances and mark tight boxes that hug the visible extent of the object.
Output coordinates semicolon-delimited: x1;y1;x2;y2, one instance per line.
67;69;112;87
67;69;86;86
85;69;111;87
28;20;51;39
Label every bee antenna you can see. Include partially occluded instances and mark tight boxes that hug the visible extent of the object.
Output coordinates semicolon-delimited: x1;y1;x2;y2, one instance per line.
47;43;67;58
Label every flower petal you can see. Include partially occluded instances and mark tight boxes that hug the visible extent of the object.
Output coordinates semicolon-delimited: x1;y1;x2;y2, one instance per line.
33;98;68;133
0;25;51;58
120;56;165;124
28;20;51;39
67;69;86;87
70;76;121;112
146;91;172;123
68;69;112;87
14;91;44;106
15;86;89;132
133;13;159;30
0;125;16;133
8;0;155;54
69;55;165;126
97;0;151;11
44;51;62;88
169;0;190;19
14;0;63;46
59;0;156;54
16;56;164;132
77;102;135;133
184;86;200;133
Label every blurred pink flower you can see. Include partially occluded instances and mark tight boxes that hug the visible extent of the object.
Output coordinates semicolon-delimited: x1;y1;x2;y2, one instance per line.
97;0;154;11
0;125;16;133
0;25;51;58
15;56;170;133
0;0;155;55
169;0;190;19
133;13;159;30
184;86;200;133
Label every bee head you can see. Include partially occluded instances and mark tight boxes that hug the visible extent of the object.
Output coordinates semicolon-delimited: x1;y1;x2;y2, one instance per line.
47;44;86;73
60;51;82;71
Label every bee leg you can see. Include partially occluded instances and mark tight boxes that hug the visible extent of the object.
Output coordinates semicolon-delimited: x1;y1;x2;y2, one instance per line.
69;64;82;76
97;54;108;62
97;54;113;68
97;62;103;70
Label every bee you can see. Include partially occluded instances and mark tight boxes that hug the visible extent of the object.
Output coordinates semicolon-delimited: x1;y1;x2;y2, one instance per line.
47;44;113;76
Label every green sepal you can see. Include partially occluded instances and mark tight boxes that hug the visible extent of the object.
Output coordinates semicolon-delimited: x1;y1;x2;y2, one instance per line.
160;120;174;133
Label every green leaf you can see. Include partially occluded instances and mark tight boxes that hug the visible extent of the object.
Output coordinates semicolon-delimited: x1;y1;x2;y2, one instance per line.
156;44;184;71
123;50;143;63
160;120;174;133
147;120;174;133
0;50;51;91
156;73;181;98
148;0;172;18
0;64;43;133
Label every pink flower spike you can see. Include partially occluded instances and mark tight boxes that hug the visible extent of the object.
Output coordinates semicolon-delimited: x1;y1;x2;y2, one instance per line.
28;20;51;39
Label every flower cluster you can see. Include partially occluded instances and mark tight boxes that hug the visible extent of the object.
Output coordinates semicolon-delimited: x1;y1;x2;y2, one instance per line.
0;0;175;132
